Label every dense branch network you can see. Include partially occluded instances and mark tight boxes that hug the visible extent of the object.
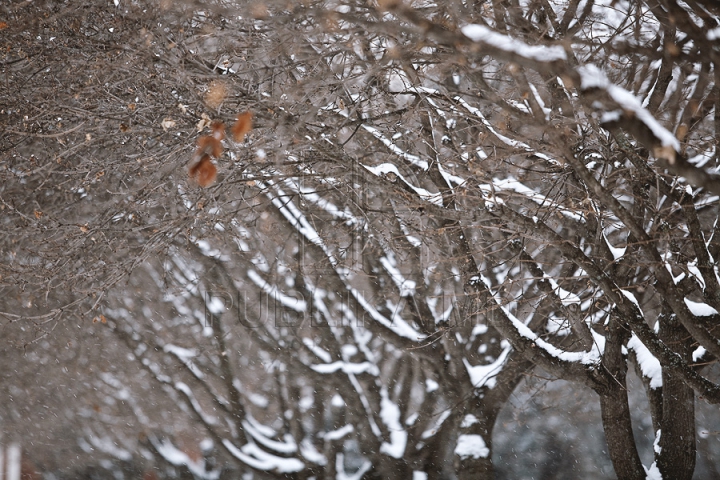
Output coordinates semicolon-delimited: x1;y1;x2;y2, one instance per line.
2;0;720;479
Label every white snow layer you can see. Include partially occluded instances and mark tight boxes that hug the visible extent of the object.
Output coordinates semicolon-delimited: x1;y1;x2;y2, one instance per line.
247;269;307;312
684;298;718;316
461;24;567;62
242;420;297;454
454;434;490;459
486;285;603;365
621;289;642;311
300;438;327;465
311;361;378;375
628;334;662;389
364;163;443;205
324;424;354;441
381;253;417;296
155;439;220;480
604;233;627;260
267;180;425;341
578;64;680;151
361;125;428;170
463;345;511;389
85;432;132;461
692;346;707;362
461;414;480;428
379;389;408;458
222;439;304;473
645;462;663;480
303;338;333;362
491;177;583;221
349;285;425;340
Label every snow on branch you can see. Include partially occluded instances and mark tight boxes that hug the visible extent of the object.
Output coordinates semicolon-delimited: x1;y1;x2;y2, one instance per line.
242;419;298;455
346;371;383;437
379;387;407;458
578;64;680;154
627;334;662;389
454;97;561;166
303;337;333;363
603;233;627;261
311;360;379;375
153;437;221;480
380;252;417;297
349;285;425;340
175;382;218;426
282;177;359;225
164;344;205;379
454;434;490;460
262;180;337;265
462;345;511;389
684;298;719;316
262;179;428;346
300;438;327;466
477;276;603;365
420;410;452;440
247;269;307;312
260;177;425;339
362;124;429;170
222;439;305;473
363;162;443;206
502;302;602;364
486;177;585;222
573;64;720;194
461;24;567;62
323;424;354;441
83;428;133;462
390;0;720;200
322;99;429;170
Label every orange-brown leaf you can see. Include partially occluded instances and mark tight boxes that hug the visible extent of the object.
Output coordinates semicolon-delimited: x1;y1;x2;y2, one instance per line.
231;111;253;142
211;121;226;141
189;155;217;187
196;134;223;159
204;80;228;108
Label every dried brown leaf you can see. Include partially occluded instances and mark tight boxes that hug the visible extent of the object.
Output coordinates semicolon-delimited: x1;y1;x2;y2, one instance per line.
231;111;253;142
205;81;228;109
189;155;218;187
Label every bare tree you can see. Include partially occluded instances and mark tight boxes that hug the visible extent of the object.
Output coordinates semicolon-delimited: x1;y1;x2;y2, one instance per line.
2;1;720;479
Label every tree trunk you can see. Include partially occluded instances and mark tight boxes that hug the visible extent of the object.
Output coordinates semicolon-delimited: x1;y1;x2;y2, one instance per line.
599;316;645;480
657;315;696;480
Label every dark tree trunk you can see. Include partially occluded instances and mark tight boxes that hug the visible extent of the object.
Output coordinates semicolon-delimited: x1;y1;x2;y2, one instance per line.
424;411;460;480
657;315;696;480
598;315;645;480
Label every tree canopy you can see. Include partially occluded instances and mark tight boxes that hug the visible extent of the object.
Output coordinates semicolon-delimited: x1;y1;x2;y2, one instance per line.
2;0;720;478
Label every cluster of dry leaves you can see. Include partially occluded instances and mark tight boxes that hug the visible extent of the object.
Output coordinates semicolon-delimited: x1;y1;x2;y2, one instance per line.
188;112;252;187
